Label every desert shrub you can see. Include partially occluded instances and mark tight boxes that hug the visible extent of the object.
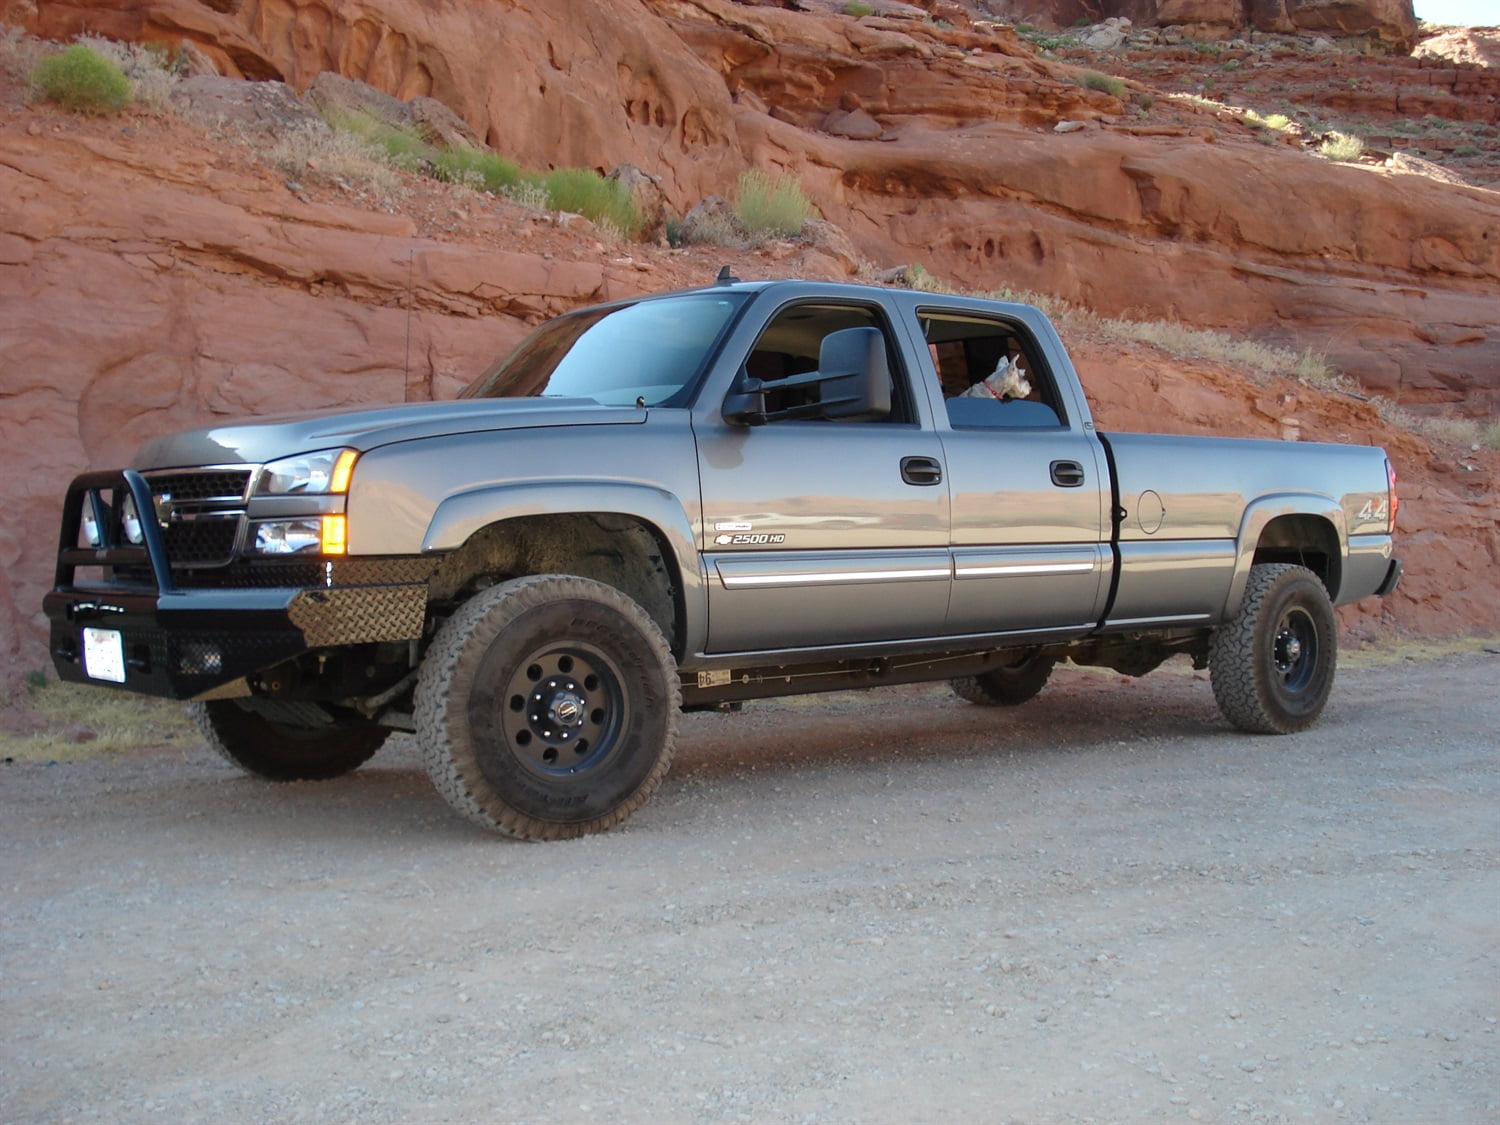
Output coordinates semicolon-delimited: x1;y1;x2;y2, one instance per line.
433;146;521;193
734;169;813;241
1244;109;1292;132
325;108;432;170
268;122;404;196
681;209;748;250
76;34;179;114
1;26;46;80
542;167;642;237
31;44;131;115
1319;131;1365;162
502;177;551;212
1411;415;1487;446
1078;71;1126;99
843;1;873;15
1484;421;1500;451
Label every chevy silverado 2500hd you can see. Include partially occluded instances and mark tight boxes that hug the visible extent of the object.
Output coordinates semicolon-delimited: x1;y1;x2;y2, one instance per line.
45;279;1401;838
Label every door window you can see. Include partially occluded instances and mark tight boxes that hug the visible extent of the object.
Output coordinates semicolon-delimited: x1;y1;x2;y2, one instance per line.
743;303;914;424
919;312;1064;429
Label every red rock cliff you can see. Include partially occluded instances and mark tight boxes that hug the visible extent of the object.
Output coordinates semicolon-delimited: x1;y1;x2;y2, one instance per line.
23;0;1499;415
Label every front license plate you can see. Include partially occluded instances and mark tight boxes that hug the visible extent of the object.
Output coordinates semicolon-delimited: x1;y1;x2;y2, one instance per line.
82;628;126;683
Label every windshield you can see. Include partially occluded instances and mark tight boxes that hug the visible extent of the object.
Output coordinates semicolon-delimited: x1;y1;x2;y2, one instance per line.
462;292;747;407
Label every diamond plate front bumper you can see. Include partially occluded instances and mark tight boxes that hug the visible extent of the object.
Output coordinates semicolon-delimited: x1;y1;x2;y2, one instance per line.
44;468;434;699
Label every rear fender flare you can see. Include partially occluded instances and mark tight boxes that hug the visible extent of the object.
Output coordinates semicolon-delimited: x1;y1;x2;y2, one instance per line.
1223;494;1344;619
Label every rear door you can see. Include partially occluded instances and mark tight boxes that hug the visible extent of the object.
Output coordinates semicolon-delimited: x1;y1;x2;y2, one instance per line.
912;307;1110;638
694;299;951;653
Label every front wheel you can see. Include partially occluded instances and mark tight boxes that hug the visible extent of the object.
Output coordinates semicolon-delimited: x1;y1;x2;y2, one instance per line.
191;699;389;781
1209;563;1337;734
414;575;680;840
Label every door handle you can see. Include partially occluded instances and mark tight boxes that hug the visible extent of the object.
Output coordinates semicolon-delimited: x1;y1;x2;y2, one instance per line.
901;456;943;486
1050;460;1085;488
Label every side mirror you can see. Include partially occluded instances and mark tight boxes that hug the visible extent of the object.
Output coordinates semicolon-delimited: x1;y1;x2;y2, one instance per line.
722;376;768;426
816;327;891;422
722;326;893;427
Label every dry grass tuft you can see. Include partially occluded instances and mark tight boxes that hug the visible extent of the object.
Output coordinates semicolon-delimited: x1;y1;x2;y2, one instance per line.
0;678;195;762
0;25;46;80
267;121;406;197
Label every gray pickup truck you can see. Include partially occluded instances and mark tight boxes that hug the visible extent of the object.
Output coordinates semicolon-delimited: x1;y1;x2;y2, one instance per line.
45;278;1401;838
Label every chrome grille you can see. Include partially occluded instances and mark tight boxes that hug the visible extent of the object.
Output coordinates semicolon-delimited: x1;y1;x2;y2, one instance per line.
143;467;254;567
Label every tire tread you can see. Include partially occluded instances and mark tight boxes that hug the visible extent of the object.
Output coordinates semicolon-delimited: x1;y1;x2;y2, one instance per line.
1209;563;1336;735
414;575;680;840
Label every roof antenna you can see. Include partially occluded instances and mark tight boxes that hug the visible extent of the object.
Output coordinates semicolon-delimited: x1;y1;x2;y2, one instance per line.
715;264;740;286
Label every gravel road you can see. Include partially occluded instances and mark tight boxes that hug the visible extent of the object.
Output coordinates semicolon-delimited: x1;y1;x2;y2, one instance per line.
3;653;1496;1124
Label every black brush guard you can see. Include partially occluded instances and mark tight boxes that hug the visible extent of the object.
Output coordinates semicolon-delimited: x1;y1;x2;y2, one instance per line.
45;469;325;698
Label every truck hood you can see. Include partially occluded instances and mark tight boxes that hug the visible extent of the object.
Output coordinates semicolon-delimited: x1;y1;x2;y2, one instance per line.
132;398;646;470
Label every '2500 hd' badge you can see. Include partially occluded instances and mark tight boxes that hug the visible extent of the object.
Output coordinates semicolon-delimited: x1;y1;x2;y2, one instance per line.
713;521;785;546
714;532;786;545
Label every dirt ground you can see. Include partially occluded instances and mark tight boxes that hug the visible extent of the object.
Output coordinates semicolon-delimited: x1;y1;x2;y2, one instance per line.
2;652;1496;1124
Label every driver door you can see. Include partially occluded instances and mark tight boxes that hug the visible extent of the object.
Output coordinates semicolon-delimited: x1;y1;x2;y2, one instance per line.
694;301;951;654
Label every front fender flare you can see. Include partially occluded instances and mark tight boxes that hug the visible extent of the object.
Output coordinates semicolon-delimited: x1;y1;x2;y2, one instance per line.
421;481;707;654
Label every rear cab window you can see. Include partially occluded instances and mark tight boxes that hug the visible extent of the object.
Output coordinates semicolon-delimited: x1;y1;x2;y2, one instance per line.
916;310;1067;430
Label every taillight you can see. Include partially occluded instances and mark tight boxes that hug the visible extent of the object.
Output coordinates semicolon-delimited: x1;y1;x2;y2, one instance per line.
1386;458;1398;533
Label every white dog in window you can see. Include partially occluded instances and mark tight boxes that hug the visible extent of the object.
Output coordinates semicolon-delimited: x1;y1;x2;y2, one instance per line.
959;355;1032;401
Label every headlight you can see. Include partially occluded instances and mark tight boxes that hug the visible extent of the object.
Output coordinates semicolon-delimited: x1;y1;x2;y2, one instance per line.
256;449;358;495
252;519;324;555
249;516;349;556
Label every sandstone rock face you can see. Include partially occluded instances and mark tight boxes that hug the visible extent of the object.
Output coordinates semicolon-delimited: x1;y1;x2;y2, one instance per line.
20;1;1493;414
1414;27;1500;69
981;0;1416;46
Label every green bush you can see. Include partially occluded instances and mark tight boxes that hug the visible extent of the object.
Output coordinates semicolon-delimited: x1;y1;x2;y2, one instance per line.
843;1;873;15
32;44;131;115
433;146;521;193
1078;71;1126;99
542;167;642;237
1319;131;1365;163
734;169;813;241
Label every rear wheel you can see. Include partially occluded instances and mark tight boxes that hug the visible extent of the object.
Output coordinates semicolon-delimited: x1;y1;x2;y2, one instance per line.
1210;563;1337;734
191;699;388;781
415;574;680;840
951;649;1056;707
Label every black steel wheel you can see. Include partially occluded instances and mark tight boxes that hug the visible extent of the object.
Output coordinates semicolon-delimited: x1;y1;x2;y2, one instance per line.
951;649;1056;707
415;575;680;839
1210;563;1337;734
190;699;388;781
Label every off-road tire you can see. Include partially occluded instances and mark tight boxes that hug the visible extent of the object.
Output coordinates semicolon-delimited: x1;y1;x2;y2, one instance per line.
1210;563;1337;734
191;699;388;781
414;574;680;840
951;650;1056;707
